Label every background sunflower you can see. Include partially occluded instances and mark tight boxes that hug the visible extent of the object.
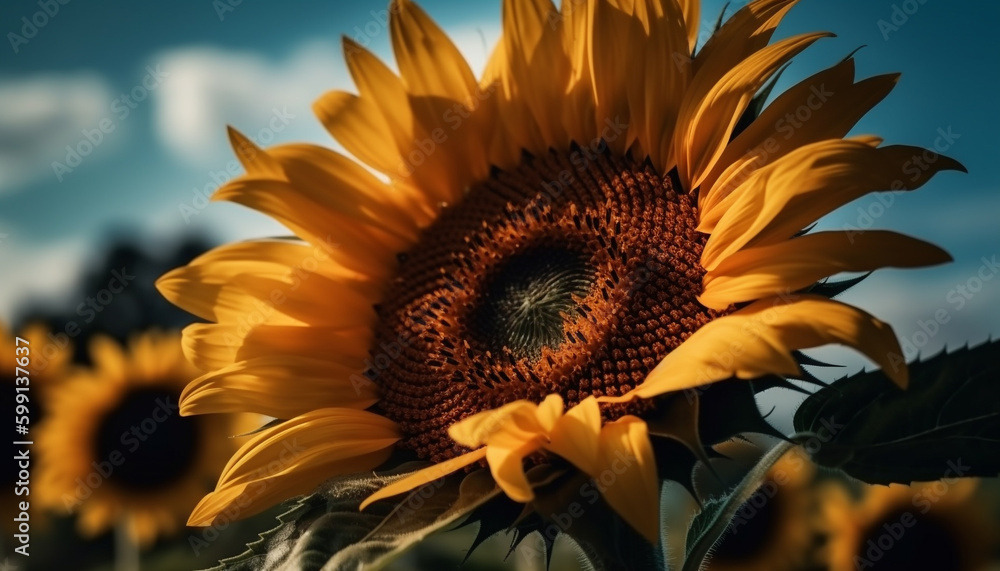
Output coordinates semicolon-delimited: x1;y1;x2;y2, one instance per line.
821;480;1000;571
703;447;820;571
0;0;998;569
35;331;256;547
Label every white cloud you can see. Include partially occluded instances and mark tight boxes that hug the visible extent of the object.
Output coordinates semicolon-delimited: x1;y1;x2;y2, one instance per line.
151;41;348;167
0;73;112;194
151;23;501;170
0;236;88;322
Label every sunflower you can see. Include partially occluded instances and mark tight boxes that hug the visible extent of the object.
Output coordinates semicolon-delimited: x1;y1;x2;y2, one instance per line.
35;331;254;546
822;479;999;571
705;448;818;571
157;0;962;542
2;322;72;531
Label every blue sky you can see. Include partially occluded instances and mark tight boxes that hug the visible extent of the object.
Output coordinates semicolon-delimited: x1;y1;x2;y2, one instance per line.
1;0;998;378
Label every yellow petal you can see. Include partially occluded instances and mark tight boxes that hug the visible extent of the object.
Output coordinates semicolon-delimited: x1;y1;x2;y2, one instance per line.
449;400;538;447
694;0;799;77
445;395;564;504
676;31;831;190
19;322;72;372
700;231;952;309
641;0;690;169
89;335;126;380
360;448;488;510
610;295;908;401
187;408;399;525
189;449;392;526
588;0;637;155
560;0;597;144
212;177;401;278
226;126;282;178
678;0;700;52
500;0;570;147
390;0;477;99
157;257;377;328
481;40;531;168
700;60;899;219
448;394;564;448
701;141;965;270
233;144;423;244
534;392;566;433
342;37;423;164
179;356;378;418
545;396;602;474
77;500;116;534
312;90;403;178
184;238;365;281
180;322;371;372
486;431;546;502
390;0;490;196
216;408;398;488
593;417;660;542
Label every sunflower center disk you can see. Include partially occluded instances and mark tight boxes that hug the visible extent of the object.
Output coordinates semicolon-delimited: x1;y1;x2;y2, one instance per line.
94;386;201;491
469;246;593;360
369;149;722;462
858;510;964;571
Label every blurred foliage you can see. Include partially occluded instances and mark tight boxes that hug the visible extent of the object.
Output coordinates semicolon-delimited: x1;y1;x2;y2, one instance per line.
16;232;211;362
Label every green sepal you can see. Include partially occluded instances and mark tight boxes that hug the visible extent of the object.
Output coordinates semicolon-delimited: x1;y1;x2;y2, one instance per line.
204;462;501;570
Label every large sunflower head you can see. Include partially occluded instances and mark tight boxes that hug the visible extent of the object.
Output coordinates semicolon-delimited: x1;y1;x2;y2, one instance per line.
35;331;253;546
821;479;999;571
158;0;962;542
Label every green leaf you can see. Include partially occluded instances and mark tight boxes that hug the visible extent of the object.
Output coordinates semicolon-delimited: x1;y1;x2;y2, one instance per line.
792;340;1000;484
681;442;794;571
206;462;501;571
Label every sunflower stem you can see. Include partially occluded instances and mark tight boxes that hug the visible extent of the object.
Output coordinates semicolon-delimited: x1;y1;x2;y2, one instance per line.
115;521;140;571
680;441;795;571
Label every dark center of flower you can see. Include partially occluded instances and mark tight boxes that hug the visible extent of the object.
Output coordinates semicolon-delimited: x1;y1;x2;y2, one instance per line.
856;509;965;571
468;246;593;360
94;385;201;492
369;148;724;461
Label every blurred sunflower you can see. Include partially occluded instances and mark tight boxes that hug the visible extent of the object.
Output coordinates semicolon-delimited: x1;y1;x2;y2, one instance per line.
706;450;817;571
158;0;961;541
2;323;72;530
35;331;253;546
822;480;999;571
